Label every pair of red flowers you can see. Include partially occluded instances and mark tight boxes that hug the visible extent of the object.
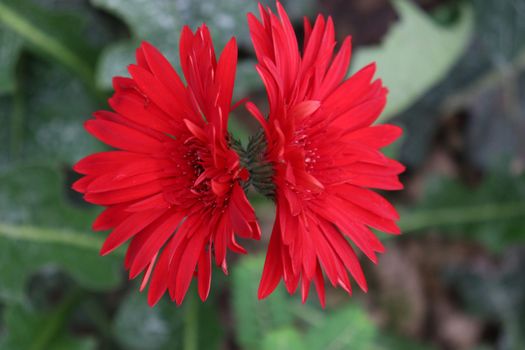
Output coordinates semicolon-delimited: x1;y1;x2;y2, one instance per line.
73;2;404;307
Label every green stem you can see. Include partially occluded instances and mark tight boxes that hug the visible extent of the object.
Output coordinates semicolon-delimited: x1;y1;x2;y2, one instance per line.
399;201;525;233
0;223;125;257
9;76;24;159
183;290;198;350
30;288;83;350
1;201;525;256
0;1;96;92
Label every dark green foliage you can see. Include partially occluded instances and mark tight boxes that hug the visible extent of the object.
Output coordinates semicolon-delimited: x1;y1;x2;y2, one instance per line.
0;293;96;350
0;164;121;301
399;0;525;166
446;248;525;349
0;26;22;94
113;290;222;350
232;256;294;350
91;0;260;89
0;0;523;349
412;171;525;251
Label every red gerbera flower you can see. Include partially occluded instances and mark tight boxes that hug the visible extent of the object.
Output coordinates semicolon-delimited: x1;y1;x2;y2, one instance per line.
247;2;405;306
73;25;260;305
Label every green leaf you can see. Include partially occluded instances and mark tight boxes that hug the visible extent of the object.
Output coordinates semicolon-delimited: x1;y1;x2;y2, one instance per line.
403;171;525;251
92;0;259;89
472;0;525;63
305;304;377;350
0;164;121;302
0;42;118;303
0;2;121;306
0;222;121;302
0;0;101;86
0;164;95;230
113;291;184;350
398;0;525;167
0;25;22;95
232;256;295;350
0;95;17;165
0;293;96;350
262;327;307;350
19;61;103;165
264;303;435;350
1;59;103;166
350;0;474;121
113;289;222;350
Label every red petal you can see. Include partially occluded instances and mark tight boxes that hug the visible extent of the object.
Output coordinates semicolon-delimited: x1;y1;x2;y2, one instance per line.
313;263;326;308
87;171;165;194
74;151;145;175
215;38;238;127
140;252;158;292
129;211;185;278
72;175;94;193
100;209;166;255
321;220;368;292
174;226;206;304
317;36;352;100
337;184;399;221
92;205;131;231
344;124;403;149
84;119;164;154
258;221;284;299
84;182;163;206
141;41;187;100
147;235;178;306
324;63;376;115
197;247;212;301
128;64;193;120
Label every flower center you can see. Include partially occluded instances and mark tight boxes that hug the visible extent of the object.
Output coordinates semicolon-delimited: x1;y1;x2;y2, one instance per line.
242;130;276;199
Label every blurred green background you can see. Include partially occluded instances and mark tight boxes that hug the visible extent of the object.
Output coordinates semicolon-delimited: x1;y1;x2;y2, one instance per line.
0;0;524;349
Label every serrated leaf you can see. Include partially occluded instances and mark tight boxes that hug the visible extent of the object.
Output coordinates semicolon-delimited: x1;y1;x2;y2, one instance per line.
305;305;377;350
0;165;121;302
91;0;259;89
0;298;96;350
113;290;222;350
351;0;474;121
232;256;294;350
